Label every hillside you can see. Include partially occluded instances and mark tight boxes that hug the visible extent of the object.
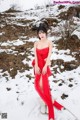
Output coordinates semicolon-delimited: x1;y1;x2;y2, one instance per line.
0;4;80;120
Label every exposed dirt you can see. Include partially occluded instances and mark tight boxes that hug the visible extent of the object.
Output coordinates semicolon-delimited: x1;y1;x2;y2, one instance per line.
0;42;34;78
0;24;37;42
0;12;36;42
58;6;80;20
0;6;80;79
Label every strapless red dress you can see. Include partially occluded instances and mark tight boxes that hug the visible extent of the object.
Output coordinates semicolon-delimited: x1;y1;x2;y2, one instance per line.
31;47;63;120
32;47;54;120
32;47;52;76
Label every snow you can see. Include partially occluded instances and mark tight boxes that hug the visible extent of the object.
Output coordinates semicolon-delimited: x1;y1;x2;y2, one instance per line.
0;0;78;13
0;32;3;36
0;0;51;12
0;39;25;46
0;66;80;120
72;30;80;39
0;0;14;12
0;37;80;120
71;26;80;39
0;48;18;54
51;46;75;62
73;17;80;25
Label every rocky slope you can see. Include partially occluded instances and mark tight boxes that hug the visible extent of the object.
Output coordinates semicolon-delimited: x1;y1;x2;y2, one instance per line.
0;5;80;79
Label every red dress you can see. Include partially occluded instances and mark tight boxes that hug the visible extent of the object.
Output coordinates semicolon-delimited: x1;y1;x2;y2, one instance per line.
31;47;63;120
32;47;52;76
32;47;54;120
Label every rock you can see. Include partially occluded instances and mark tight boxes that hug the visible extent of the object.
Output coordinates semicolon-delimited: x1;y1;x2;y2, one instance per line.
58;83;63;86
68;84;73;87
6;88;11;91
61;93;68;99
69;78;73;82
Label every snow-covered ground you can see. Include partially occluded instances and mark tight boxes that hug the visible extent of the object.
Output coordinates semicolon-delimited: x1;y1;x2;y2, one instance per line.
0;2;80;120
0;0;78;12
0;36;80;120
0;0;51;12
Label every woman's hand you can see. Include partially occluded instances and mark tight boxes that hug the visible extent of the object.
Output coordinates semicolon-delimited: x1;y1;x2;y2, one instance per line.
34;65;41;74
42;65;47;75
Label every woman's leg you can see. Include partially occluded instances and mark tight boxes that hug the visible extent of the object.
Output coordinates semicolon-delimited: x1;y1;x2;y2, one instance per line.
39;75;46;114
34;73;54;120
39;74;43;91
42;73;54;120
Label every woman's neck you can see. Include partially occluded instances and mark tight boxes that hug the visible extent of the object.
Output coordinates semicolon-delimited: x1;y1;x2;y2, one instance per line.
40;38;47;42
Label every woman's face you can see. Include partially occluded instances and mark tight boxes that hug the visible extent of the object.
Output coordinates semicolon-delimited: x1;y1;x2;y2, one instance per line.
38;31;47;40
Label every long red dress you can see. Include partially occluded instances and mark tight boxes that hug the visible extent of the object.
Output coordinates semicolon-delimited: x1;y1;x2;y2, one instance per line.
32;47;54;120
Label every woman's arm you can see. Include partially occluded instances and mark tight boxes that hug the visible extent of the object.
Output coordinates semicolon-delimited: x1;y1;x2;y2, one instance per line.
34;41;41;74
34;41;38;66
45;40;53;67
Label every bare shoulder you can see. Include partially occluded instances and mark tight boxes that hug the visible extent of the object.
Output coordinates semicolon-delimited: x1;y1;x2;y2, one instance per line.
34;41;38;47
47;40;52;46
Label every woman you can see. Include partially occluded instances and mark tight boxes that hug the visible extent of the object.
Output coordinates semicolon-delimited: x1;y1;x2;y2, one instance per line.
32;24;65;120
